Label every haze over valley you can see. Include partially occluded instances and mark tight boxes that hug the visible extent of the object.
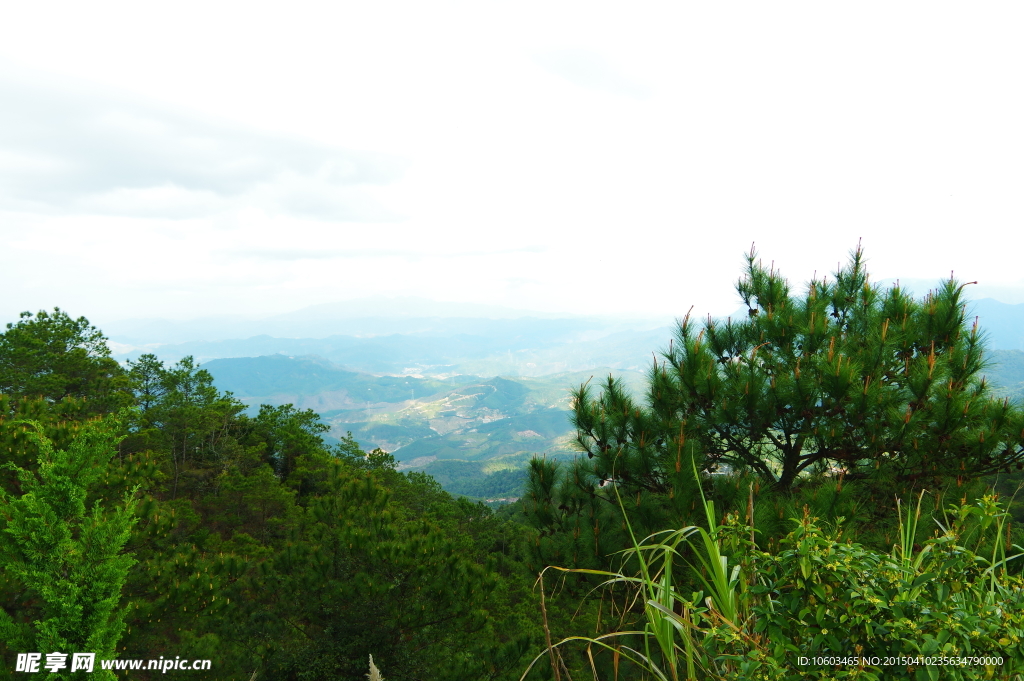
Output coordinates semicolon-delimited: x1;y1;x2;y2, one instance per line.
92;294;1024;501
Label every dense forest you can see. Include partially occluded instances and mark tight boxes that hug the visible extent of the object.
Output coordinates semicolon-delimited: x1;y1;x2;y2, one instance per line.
0;309;549;680
2;247;1024;680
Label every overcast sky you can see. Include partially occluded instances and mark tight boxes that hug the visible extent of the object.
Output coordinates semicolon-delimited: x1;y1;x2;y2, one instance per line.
2;2;1023;326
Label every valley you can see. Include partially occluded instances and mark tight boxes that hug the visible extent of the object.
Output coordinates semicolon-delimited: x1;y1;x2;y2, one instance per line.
198;348;1024;502
200;353;649;500
102;297;1024;503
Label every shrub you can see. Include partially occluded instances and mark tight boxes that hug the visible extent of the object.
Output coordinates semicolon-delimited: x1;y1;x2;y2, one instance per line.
527;490;1024;680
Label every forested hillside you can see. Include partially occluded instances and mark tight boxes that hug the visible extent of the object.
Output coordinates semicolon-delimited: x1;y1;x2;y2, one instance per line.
3;251;1024;679
0;310;553;680
199;354;648;501
196;348;1024;503
98;296;1024;506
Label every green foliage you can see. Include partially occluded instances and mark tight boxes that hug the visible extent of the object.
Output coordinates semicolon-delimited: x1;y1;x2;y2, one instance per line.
124;354;249;500
227;465;505;679
0;395;96;494
0;419;138;680
526;246;1024;578
332;431;398;474
30;352;543;680
250;403;330;480
30;286;1023;679
532;486;1024;680
742;497;1024;680
443;465;528;499
590;244;1024;492
0;309;130;414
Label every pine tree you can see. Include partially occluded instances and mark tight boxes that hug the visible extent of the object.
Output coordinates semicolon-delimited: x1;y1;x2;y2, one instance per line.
526;244;1024;565
575;245;1023;490
0;418;138;679
0;309;130;414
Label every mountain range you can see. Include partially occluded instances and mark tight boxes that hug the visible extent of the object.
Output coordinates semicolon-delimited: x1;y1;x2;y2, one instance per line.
105;296;1024;378
199;352;649;499
195;349;1024;502
92;295;1023;501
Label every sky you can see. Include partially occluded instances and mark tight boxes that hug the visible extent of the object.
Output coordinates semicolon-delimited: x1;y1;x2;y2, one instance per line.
2;2;1023;328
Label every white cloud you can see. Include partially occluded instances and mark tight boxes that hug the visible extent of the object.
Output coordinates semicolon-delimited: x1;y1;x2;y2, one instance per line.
1;2;1023;326
533;49;653;99
0;70;406;220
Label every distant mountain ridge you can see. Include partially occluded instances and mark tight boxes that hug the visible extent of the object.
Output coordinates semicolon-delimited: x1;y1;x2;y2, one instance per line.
95;293;1024;501
98;296;670;345
107;296;1023;383
203;354;649;499
990;349;1024;403
203;354;460;412
112;321;678;377
201;350;1024;501
970;299;1024;351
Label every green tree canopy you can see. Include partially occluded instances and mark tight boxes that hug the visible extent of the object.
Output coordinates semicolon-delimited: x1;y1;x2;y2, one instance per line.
0;316;544;680
0;419;138;679
0;309;129;414
250;403;331;479
523;246;1024;575
571;245;1024;495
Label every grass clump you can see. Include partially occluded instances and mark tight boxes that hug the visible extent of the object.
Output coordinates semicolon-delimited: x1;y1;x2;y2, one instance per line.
525;472;1024;680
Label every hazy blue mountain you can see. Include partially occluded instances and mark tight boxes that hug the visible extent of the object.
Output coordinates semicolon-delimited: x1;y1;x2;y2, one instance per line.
201;347;1024;501
147;293;1021;501
203;354;457;411
971;299;1024;351
202;354;649;499
106;295;1021;380
114;323;678;377
989;349;1024;403
100;296;669;345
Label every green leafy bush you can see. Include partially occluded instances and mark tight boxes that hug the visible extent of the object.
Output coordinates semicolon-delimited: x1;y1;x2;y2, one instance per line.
530;491;1024;680
743;496;1024;680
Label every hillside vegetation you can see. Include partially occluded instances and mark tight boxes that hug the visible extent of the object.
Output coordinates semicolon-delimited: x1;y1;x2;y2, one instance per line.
2;249;1023;680
203;354;648;499
0;311;547;680
197;348;1024;502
